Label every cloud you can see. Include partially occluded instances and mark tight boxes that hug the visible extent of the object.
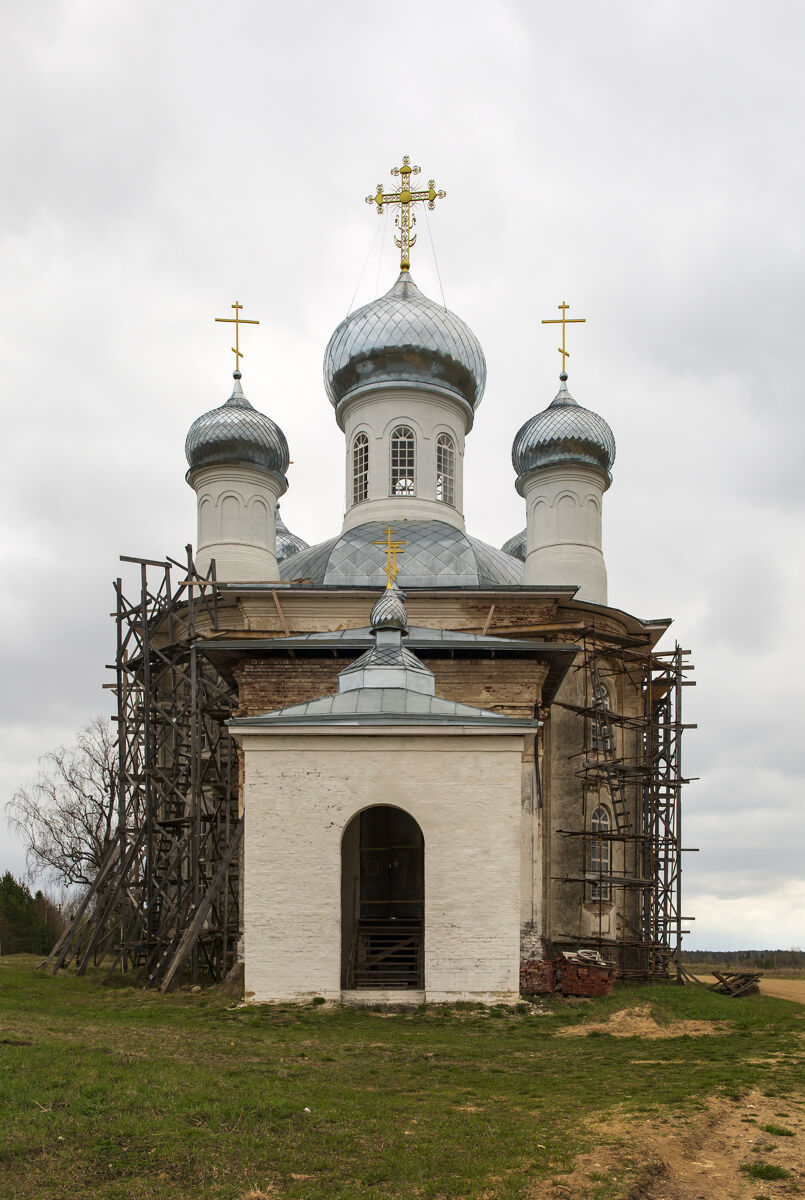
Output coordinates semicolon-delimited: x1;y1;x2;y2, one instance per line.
1;1;803;950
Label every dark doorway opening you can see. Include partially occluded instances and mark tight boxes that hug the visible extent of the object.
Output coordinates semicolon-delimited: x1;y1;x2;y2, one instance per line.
341;805;424;989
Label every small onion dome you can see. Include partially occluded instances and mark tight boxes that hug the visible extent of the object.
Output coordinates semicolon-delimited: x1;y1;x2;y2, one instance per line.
323;272;486;421
185;372;290;475
370;583;408;633
502;528;526;562
512;375;615;495
276;507;310;563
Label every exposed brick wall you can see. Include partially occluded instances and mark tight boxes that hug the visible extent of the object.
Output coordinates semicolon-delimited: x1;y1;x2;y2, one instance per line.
520;958;555;995
234;654;548;718
234;657;341;717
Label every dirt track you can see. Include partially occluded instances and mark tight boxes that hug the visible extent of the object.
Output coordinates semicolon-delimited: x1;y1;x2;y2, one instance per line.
549;1088;805;1200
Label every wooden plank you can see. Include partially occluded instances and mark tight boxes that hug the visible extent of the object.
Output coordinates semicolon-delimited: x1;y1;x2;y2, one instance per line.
271;590;291;637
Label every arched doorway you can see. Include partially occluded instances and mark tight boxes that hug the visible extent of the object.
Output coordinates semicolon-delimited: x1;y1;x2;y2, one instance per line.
341;805;424;990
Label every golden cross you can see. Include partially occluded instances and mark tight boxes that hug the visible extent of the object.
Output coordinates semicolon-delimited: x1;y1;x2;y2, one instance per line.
366;156;446;272
541;302;586;373
214;301;260;371
372;525;406;589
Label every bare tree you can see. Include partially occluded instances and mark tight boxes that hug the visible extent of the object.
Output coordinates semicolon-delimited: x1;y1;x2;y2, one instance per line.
7;717;117;890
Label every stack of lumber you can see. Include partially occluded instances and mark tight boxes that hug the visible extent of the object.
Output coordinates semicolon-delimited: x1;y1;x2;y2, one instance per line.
709;970;762;997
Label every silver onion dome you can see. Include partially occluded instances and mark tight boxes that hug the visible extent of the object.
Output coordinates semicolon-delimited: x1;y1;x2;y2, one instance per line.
185;373;290;475
512;376;615;493
501;528;526;562
370;583;408;632
276;507;309;563
323;272;486;420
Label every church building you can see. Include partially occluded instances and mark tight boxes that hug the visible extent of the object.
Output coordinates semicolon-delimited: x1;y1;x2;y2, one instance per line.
175;158;688;1005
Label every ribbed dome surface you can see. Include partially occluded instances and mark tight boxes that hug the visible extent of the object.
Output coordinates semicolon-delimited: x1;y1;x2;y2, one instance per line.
186;375;290;475
279;520;523;587
324;272;486;415
275;509;310;563
512;378;615;484
501;528;527;562
370;584;408;631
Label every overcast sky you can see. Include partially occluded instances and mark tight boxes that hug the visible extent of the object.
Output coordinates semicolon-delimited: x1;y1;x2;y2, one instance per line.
2;0;803;951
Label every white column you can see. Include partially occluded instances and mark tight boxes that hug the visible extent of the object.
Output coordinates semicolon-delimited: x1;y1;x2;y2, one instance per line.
521;464;609;604
187;463;286;582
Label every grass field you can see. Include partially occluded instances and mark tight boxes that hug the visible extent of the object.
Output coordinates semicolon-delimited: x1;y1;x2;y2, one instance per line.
1;956;804;1199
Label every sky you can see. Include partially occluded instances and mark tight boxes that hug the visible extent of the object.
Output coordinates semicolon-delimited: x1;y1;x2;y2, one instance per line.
1;0;803;951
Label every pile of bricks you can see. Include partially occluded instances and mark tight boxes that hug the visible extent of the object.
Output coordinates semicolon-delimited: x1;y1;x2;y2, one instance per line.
556;957;616;997
520;955;616;998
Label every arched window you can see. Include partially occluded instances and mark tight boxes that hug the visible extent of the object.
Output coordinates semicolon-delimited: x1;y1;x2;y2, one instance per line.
590;805;612;900
390;426;415;496
352;433;369;504
436;433;455;506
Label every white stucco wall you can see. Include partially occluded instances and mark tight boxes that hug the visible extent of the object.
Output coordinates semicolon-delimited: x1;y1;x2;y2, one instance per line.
520;463;609;604
234;729;524;1005
187;463;286;582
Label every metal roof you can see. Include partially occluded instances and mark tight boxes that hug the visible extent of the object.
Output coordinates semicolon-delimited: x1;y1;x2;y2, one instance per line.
278;519;524;588
199;625;577;654
502;528;527;561
230;687;539;729
275;508;309;562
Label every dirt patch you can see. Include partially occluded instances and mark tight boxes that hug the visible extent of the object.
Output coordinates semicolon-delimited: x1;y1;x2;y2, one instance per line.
546;1089;805;1199
556;1005;730;1040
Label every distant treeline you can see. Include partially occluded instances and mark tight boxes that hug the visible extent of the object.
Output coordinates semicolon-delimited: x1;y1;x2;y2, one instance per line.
682;948;805;970
0;872;65;956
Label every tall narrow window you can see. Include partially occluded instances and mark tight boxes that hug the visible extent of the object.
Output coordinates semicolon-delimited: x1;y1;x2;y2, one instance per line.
436;433;455;505
590;806;612;900
390;426;415;496
591;682;614;754
353;433;369;504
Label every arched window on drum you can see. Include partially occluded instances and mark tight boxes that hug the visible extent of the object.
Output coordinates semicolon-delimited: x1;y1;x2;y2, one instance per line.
589;805;612;901
352;433;369;504
390;426;415;496
436;433;455;506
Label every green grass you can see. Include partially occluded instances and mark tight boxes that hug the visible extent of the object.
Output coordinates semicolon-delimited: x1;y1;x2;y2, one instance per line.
1;957;804;1199
759;1121;795;1136
740;1161;792;1180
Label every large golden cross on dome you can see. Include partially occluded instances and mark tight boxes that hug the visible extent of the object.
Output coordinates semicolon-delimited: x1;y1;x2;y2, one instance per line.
372;525;406;589
366;156;446;272
541;302;586;373
214;301;260;371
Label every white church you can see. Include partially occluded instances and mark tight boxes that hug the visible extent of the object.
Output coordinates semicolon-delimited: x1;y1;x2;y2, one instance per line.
177;158;685;1005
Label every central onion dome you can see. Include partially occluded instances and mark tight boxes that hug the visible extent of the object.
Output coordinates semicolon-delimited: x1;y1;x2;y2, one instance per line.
185;373;290;476
512;375;615;495
323;272;486;421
